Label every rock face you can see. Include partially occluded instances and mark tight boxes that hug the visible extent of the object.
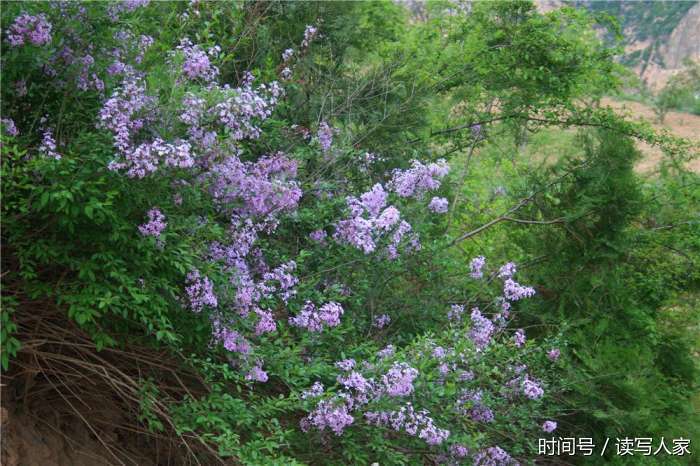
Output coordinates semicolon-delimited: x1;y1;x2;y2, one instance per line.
534;0;700;92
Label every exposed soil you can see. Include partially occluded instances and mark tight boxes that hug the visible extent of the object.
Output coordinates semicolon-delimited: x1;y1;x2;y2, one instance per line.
601;97;700;173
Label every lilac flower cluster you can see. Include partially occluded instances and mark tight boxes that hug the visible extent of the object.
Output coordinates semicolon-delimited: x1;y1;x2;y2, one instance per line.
300;399;354;436
382;362;419;397
542;420;557;433
513;328;526;347
469;308;494;350
473;446;517;466
301;381;324;399
6;13;52;47
213;79;284;141
389;159;449;199
457;389;494;423
176;38;220;82
38;128;61;160
503;279;536;301
289;301;344;332
365;403;450;446
448;304;465;322
522;377;544;400
245;364;269;383
108;0;151;22
317;121;333;152
138;208;167;237
547;348;561;361
428;196;449;213
1;119;18;137
334;184;419;258
373;314;391;329
301;25;318;48
185;269;218;313
470;256;486;279
309;229;327;243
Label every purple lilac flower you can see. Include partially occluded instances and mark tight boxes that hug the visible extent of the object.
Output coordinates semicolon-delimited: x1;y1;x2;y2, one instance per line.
1;118;18;137
246;365;268;383
428;196;449;213
301;25;318;48
513;329;526;347
382;362;419;397
6;13;52;47
473;446;516;466
38;128;61;159
309;229;327;243
503;279;536;301
185;268;217;312
432;346;447;359
542;420;557;433
547;348;561;361
219;329;251;355
301;381;324;399
389;159;449;199
450;444;469;458
281;67;292;80
138;208;167;237
254;309;276;335
289;301;344;332
177;38;220;82
373;314;391;329
469;308;494;349
301;400;353;436
337;371;369;392
448;304;465;322
498;262;517;279
282;48;294;62
377;345;395;359
523;377;544;400
317;121;333;152
365;403;449;446
470;256;486;279
335;359;356;371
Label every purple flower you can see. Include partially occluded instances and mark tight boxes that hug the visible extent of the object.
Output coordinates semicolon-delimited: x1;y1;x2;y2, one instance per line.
317;121;333;152
547;348;561;361
389;159;449;199
282;48;294;62
289;301;344;332
523;377;544;400
469;308;494;349
38;128;61;159
337;371;369;392
254;309;277;335
428;197;449;213
138;208;167;237
301;400;353;436
542;420;557;433
246;365;268;383
373;314;391;329
382;362;419;397
448;304;465;322
498;262;517;279
503;279;536;301
366;403;449;446
335;359;356;371
1;118;18;137
301;381;324;399
377;345;395;359
185;268;217;312
474;446;516;466
513;329;526;347
470;256;486;279
301;25;318;48
450;444;469;458
176;38;219;82
6;13;52;47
